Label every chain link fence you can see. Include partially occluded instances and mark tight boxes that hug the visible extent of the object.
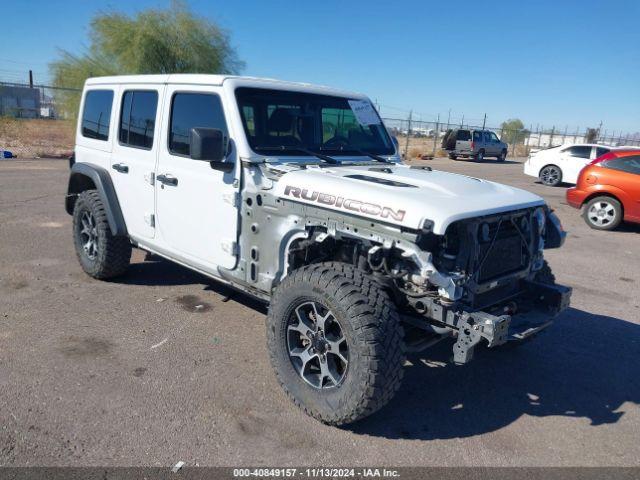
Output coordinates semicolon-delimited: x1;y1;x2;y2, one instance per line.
0;81;79;119
382;115;640;159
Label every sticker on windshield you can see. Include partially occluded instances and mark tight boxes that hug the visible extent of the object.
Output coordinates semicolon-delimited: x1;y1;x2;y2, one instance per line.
348;100;381;126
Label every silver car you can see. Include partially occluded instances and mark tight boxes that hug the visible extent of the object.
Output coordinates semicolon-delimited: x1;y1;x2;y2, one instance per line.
443;128;508;161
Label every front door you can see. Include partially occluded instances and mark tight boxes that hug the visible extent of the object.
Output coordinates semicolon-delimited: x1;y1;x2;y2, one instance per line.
110;85;163;239
154;85;239;271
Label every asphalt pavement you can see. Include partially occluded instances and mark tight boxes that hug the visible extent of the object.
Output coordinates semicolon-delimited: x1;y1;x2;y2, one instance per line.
0;157;638;467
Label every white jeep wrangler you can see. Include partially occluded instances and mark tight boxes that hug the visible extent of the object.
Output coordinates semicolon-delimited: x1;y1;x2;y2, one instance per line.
66;75;571;425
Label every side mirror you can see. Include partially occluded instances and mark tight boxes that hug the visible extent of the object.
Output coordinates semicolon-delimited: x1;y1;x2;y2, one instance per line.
189;127;233;172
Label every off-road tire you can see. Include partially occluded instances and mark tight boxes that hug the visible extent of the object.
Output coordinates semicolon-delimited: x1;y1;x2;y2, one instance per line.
498;149;507;161
266;262;405;425
582;196;623;231
72;190;131;279
474;149;485;162
534;260;556;285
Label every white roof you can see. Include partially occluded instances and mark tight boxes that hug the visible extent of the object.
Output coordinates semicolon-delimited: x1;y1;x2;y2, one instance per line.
84;74;365;99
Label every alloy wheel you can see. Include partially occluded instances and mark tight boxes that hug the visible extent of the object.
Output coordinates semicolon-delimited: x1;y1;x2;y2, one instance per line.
286;301;349;389
587;201;616;227
540;166;560;185
79;211;99;260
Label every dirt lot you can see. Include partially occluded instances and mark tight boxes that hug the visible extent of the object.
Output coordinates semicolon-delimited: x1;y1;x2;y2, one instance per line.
0;118;74;159
0;157;638;467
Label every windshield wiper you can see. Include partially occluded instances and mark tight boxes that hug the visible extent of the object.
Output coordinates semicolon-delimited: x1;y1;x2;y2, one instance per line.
350;149;393;163
254;145;340;164
319;147;392;164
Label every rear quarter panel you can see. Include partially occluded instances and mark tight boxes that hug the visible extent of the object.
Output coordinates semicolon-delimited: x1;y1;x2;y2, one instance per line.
588;167;638;221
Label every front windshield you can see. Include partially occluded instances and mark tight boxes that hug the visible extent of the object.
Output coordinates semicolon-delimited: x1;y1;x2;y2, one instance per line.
235;87;395;157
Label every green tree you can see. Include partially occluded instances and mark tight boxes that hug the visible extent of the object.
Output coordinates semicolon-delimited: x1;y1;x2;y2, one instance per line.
585;128;598;143
500;118;529;144
50;1;244;118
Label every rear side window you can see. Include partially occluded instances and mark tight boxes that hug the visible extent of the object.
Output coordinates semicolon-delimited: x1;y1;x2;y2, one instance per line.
169;93;228;156
566;146;592;159
596;147;610;158
119;90;158;149
473;131;482;141
605;155;640;175
456;130;471;141
483;131;492;143
81;90;114;141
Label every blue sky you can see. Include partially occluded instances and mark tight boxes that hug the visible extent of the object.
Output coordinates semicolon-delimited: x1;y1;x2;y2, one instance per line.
2;0;639;133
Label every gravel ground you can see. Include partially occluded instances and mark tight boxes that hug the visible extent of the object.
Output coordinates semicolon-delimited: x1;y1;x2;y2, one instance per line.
0;157;638;467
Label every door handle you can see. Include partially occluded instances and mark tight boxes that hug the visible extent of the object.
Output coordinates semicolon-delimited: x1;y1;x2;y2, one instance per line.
111;163;129;173
157;173;178;186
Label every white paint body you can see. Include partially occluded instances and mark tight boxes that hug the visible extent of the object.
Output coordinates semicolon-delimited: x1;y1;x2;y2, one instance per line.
74;74;548;280
272;164;544;234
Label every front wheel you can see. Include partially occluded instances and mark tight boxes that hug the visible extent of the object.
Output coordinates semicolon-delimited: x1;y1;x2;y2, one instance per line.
266;262;405;425
498;149;507;161
582;196;622;231
72;190;131;279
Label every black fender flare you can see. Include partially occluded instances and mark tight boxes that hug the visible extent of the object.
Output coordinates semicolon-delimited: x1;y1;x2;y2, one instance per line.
65;162;128;237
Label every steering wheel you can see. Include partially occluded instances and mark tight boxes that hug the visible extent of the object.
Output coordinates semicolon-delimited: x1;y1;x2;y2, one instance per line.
323;135;349;149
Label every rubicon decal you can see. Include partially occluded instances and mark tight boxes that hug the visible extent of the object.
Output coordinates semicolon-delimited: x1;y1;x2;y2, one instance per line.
284;186;406;221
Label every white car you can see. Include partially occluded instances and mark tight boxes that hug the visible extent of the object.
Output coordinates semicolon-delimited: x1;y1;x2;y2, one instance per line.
524;144;612;186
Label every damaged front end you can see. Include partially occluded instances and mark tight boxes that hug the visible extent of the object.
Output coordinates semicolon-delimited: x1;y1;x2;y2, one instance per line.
371;206;571;364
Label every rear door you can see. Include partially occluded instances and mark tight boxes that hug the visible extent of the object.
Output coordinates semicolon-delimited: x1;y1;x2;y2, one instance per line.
154;85;239;271
456;129;472;153
561;145;593;183
110;85;163;240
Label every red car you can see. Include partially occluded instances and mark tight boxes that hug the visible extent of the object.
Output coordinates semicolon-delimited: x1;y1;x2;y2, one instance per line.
567;149;640;230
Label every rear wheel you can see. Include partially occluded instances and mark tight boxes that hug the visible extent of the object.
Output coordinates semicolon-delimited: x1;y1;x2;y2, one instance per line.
266;262;405;425
448;153;457;160
474;149;485;162
72;190;131;279
582;196;622;231
539;165;562;186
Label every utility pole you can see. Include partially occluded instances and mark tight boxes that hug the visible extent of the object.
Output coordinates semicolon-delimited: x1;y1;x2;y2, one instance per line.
432;113;440;156
404;110;412;159
482;113;486;130
29;70;33;88
460;114;464;128
597;120;603;142
549;126;555;147
446;109;451;129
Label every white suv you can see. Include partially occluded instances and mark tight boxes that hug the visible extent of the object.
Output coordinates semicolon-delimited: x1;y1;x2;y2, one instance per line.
66;74;570;425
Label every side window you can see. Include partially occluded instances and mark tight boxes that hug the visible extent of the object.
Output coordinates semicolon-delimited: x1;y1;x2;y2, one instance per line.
473;131;482;142
483;131;492;143
119;90;158;149
169;93;228;156
596;147;609;158
456;130;471;141
81;90;114;141
242;105;256;138
566;146;592;159
490;132;500;142
605;155;640;175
